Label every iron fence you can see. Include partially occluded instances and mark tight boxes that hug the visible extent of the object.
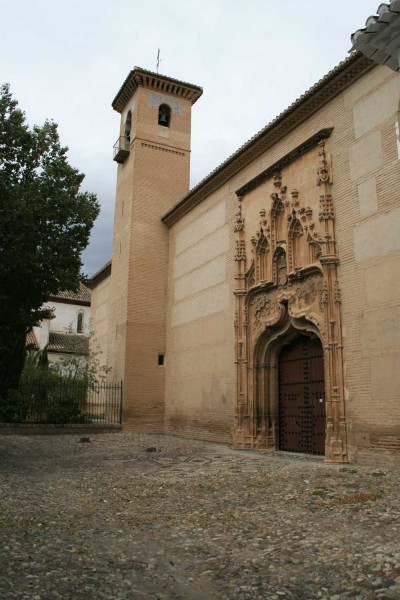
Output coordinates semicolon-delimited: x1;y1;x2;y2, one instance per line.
2;380;123;425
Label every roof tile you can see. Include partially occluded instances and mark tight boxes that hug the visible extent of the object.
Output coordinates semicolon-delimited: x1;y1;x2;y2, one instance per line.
48;332;89;355
49;283;91;304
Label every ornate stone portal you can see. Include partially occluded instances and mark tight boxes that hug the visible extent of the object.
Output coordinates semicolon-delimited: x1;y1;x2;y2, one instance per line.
233;141;348;463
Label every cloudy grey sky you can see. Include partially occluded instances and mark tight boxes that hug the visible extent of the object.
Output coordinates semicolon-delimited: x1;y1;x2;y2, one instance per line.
1;0;379;276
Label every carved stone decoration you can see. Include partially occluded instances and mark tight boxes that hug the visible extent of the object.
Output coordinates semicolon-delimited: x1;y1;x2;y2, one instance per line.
295;277;319;309
319;281;329;308
284;274;326;316
319;194;334;221
316;140;330;186
273;172;282;188
252;293;273;318
334;280;341;304
234;195;247;292
293;222;303;237
253;296;273;331
233;164;348;464
270;192;282;205
257;238;269;255
291;189;299;207
234;240;246;262
251;292;282;334
234;199;244;232
272;247;288;287
277;253;287;286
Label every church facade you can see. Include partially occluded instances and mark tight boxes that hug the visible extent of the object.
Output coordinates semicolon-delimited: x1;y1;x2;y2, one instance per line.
91;50;400;465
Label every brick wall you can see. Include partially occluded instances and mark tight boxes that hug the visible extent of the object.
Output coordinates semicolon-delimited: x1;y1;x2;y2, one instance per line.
101;62;399;463
107;84;194;431
165;64;400;462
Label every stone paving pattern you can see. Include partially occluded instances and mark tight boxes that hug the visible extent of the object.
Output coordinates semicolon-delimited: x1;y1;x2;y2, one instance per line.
0;433;399;600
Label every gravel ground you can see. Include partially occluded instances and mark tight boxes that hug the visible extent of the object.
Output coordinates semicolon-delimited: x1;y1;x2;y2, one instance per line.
0;433;399;600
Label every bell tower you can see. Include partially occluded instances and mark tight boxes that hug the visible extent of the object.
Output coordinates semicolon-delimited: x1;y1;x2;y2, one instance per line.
108;68;202;431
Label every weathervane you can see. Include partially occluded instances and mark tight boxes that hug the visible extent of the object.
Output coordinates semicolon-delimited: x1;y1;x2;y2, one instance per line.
157;49;161;73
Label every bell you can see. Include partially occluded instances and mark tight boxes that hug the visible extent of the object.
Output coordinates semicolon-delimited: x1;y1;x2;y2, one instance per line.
158;105;170;127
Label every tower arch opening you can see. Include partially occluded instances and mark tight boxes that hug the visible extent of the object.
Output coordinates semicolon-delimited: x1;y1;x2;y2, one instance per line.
158;103;171;127
124;110;132;142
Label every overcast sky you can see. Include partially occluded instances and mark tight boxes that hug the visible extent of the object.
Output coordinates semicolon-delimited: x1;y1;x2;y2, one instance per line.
1;0;380;276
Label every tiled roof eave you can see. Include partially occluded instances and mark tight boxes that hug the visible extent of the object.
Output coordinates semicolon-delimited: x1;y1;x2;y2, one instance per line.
48;296;91;307
48;332;89;355
49;283;91;304
48;348;86;355
350;1;400;71
112;67;203;113
161;52;374;227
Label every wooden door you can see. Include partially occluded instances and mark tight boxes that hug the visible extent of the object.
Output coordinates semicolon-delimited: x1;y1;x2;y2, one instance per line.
278;336;325;455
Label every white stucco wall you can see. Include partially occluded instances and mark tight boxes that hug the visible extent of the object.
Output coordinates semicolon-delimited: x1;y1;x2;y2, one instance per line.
33;301;91;350
47;301;91;334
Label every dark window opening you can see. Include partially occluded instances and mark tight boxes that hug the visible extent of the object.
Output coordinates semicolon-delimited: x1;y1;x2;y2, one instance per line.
124;110;132;143
158;104;171;127
77;312;84;334
158;353;165;366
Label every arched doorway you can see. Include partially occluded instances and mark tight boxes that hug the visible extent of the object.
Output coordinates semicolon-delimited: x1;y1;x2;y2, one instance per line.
278;335;325;455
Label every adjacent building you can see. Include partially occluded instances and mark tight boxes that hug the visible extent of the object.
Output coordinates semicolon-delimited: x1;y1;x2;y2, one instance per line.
30;283;91;366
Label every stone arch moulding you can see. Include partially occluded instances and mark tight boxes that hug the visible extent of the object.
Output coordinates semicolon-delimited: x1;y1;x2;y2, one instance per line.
234;279;347;463
248;302;325;451
233;139;348;463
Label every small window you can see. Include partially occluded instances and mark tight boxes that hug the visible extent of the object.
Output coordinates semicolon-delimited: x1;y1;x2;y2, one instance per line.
157;353;165;366
158;104;171;127
77;312;84;334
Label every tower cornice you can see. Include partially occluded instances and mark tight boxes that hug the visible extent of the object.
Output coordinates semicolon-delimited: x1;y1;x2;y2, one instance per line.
112;67;203;113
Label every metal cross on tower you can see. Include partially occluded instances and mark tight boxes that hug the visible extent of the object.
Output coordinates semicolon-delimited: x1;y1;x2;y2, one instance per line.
157;49;160;73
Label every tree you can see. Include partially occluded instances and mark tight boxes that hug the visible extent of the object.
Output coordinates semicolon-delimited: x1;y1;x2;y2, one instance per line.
0;84;100;401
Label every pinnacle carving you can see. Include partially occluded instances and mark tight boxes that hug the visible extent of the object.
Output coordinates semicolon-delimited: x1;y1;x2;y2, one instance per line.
316;141;330;186
319;281;329;308
234;199;244;232
234;240;246;262
273;172;282;188
291;189;299;208
334;280;341;304
319;194;334;221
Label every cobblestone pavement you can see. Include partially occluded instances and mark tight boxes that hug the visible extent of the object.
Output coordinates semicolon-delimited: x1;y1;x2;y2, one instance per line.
0;433;399;600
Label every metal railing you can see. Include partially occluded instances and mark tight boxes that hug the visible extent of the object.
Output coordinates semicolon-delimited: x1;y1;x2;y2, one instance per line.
2;380;123;425
113;136;130;163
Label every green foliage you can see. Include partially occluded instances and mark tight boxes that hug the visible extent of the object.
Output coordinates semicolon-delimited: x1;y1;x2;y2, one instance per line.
5;381;91;425
1;350;91;424
0;84;100;400
49;327;111;385
0;336;112;424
